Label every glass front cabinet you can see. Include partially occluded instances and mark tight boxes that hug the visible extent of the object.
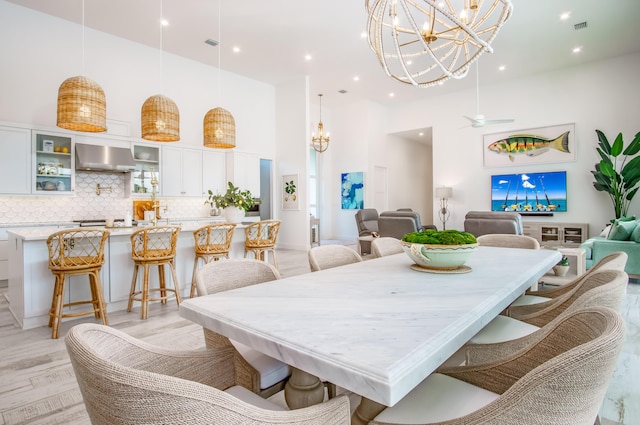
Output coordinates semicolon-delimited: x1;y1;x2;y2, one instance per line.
33;132;74;194
131;144;160;196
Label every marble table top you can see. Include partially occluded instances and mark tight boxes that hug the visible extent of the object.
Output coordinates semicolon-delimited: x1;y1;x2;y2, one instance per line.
179;246;560;406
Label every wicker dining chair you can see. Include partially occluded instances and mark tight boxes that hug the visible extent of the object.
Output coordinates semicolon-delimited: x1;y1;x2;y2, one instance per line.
477;234;540;250
66;323;350;425
128;225;181;319
308;245;363;272
371;237;404;258
46;228;110;339
190;223;236;298
195;258;291;398
369;306;626;425
244;219;281;269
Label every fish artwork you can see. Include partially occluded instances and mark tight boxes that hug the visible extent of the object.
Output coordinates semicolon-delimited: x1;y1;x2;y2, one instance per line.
487;131;571;162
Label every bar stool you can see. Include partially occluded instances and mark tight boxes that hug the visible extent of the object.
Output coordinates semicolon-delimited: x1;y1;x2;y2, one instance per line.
128;225;181;319
244;219;281;269
46;228;110;339
190;223;236;298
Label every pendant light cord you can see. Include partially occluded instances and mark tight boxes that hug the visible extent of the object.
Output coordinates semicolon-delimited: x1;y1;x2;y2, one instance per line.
160;0;164;93
217;0;221;101
81;0;85;76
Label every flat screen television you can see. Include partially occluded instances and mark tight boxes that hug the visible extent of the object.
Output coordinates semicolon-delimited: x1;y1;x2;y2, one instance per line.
491;171;567;213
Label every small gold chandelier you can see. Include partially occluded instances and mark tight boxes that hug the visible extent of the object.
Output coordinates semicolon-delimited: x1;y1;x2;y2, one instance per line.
366;0;513;87
311;94;330;153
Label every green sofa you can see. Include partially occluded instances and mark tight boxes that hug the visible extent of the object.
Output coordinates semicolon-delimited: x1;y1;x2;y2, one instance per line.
580;236;640;276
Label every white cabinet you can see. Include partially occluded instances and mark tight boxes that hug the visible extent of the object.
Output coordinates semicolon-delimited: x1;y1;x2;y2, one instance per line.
226;151;260;197
132;144;161;196
33;131;74;194
161;146;202;197
0;126;31;194
202;150;226;196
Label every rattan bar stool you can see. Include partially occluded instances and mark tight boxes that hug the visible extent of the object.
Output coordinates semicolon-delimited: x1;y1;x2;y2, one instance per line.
190;223;236;298
244;219;281;269
46;228;110;339
127;225;181;319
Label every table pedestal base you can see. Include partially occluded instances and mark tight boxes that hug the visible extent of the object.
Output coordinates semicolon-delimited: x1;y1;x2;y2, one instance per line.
284;367;325;409
352;397;386;425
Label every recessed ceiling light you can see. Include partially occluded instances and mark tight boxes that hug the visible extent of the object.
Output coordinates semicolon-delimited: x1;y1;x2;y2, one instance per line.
232;46;240;53
305;54;312;61
419;132;424;136
406;60;413;65
572;46;582;53
389;92;395;97
361;31;367;38
560;12;571;21
161;19;169;26
499;65;506;71
353;76;360;81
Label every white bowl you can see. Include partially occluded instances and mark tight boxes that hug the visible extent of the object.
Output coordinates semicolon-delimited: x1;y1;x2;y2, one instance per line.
401;241;478;270
134;152;151;160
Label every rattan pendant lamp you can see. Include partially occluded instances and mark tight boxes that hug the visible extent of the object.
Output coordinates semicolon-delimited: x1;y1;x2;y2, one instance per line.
56;0;106;133
141;0;180;142
203;0;235;149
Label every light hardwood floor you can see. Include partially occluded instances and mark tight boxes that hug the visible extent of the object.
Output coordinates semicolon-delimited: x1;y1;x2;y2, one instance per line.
0;246;636;425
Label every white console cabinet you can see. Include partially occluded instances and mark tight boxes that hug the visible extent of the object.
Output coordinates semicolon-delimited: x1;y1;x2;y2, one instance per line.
522;222;588;248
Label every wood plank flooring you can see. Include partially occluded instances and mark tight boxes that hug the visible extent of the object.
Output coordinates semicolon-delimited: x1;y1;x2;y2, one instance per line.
0;246;636;425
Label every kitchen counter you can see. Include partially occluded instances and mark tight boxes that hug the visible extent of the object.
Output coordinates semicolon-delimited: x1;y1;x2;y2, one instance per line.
7;219;259;330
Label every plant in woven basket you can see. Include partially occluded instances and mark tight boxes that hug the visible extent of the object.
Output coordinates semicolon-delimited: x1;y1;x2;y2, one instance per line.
206;182;255;212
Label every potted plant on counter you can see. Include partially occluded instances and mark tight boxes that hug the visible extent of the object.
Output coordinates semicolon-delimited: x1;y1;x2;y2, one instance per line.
401;229;478;272
206;182;255;224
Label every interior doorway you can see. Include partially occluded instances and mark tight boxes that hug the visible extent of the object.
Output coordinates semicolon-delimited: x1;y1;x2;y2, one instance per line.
260;159;272;220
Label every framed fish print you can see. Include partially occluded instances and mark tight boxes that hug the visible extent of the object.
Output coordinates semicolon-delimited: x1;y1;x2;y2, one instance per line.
483;123;576;168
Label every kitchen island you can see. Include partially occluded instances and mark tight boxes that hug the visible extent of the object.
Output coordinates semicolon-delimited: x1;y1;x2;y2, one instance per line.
7;219;256;330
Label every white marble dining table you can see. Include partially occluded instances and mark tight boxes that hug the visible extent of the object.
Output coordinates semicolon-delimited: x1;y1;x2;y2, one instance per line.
179;246;560;423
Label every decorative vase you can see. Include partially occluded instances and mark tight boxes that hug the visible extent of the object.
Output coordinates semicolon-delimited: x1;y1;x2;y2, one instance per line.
224;206;245;224
553;265;570;277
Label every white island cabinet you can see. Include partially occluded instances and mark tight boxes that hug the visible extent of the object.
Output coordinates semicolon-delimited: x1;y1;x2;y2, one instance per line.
7;220;252;330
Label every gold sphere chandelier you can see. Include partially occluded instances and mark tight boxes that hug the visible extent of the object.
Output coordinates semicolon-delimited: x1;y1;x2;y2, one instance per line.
365;0;513;87
311;94;330;153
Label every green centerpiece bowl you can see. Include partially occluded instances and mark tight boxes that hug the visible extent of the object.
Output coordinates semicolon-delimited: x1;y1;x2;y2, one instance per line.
401;229;478;271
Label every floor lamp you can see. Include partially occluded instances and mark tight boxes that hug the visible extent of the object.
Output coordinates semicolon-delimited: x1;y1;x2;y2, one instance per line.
435;187;452;230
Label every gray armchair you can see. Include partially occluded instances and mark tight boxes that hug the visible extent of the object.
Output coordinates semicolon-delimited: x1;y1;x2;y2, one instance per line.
354;208;379;254
378;210;437;240
463;211;523;237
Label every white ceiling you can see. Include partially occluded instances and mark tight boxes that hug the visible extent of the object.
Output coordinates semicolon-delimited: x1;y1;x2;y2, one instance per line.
6;0;640;111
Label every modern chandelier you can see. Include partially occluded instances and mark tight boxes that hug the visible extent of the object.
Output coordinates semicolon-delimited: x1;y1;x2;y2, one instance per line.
311;94;330;153
365;0;513;87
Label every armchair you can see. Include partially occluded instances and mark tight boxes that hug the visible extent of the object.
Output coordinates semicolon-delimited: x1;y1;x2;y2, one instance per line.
354;208;379;254
463;211;523;237
378;210;436;239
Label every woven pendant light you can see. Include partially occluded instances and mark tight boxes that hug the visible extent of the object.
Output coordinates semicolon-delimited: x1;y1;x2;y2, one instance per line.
204;107;235;148
57;76;107;132
141;94;180;141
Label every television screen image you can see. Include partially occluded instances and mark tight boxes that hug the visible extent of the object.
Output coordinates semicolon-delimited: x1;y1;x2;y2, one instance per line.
491;171;567;213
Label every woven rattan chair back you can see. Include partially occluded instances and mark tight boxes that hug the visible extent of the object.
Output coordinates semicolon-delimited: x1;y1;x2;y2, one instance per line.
477;234;540;249
195;259;288;397
66;323;351;425
46;228;109;339
308;245;363;272
190;223;236;298
244;219;281;269
128;225;181;320
372;237;404;258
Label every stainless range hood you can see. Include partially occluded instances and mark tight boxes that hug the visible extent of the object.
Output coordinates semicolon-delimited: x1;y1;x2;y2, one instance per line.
75;143;136;173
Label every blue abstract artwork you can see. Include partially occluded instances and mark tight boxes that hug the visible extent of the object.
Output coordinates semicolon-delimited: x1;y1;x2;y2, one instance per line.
341;172;364;210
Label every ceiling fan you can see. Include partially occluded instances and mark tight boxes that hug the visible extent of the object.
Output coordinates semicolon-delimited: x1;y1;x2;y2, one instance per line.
463;62;514;128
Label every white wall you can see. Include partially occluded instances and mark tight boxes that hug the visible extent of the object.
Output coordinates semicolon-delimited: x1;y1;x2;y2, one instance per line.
386;52;640;236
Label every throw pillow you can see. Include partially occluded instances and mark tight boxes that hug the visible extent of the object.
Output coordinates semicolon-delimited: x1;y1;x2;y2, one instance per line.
607;218;639;241
632;221;640;243
600;225;612;238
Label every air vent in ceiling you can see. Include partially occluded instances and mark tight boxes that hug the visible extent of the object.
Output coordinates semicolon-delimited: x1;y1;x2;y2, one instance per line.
205;39;219;46
338;89;348;94
574;21;587;30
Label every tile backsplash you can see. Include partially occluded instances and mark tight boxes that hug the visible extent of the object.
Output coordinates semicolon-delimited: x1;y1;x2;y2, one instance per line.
0;172;211;224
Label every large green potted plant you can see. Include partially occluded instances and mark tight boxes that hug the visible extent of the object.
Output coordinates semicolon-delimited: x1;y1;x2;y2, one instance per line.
591;129;640;219
206;182;255;223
